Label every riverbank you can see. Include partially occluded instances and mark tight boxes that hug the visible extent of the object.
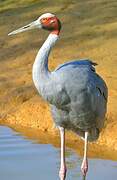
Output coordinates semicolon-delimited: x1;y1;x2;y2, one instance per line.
1;122;117;161
1;93;117;156
0;0;117;155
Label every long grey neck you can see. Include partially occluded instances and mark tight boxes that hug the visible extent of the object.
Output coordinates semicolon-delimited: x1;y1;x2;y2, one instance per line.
32;33;59;92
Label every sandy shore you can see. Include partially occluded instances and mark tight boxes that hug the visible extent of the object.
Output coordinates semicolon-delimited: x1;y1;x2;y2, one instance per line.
1;92;117;159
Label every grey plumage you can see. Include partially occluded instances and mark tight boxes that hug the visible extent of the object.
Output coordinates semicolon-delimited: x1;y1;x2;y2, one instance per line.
49;59;108;141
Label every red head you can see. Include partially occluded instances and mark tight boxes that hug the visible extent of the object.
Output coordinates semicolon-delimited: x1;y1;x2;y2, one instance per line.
39;13;61;35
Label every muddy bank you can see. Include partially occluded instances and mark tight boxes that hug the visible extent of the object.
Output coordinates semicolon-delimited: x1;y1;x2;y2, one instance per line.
1;122;117;161
1;94;117;154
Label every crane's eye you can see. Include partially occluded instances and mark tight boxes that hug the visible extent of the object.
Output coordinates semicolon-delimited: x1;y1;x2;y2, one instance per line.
42;18;48;22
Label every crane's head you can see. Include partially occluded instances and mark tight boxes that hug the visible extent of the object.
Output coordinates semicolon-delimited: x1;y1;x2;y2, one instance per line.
8;13;61;36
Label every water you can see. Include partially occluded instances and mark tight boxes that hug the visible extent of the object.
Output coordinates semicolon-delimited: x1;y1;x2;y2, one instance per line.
0;126;117;180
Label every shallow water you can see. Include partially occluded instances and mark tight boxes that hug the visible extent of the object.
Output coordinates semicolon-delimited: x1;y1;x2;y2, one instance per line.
0;126;117;180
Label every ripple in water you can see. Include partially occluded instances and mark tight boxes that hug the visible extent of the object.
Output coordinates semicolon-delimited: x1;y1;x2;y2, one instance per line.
0;125;117;180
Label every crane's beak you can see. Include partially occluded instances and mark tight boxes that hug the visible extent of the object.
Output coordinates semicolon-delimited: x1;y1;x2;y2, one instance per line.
8;19;42;36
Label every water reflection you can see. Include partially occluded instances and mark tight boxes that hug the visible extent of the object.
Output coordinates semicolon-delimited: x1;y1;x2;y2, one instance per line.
0;125;117;180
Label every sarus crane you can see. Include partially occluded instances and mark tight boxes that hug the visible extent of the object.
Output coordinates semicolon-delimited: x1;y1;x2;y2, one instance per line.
8;13;108;179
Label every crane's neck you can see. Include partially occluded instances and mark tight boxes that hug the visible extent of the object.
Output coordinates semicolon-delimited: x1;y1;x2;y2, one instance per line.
32;33;59;91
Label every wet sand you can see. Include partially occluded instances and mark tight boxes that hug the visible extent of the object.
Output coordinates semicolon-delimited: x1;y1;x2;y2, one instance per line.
3;123;117;161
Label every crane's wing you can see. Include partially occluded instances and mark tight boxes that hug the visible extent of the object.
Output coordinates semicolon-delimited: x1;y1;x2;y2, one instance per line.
95;73;108;102
55;59;97;72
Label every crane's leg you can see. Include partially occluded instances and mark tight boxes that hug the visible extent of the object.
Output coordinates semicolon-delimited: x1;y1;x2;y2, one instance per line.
81;131;88;177
58;127;67;180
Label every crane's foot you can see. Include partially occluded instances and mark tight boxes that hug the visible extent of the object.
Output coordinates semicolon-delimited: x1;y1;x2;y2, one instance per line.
59;166;67;180
81;158;88;177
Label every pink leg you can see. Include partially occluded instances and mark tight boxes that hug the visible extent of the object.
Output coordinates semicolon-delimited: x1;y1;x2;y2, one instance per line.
58;127;67;180
81;131;88;177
